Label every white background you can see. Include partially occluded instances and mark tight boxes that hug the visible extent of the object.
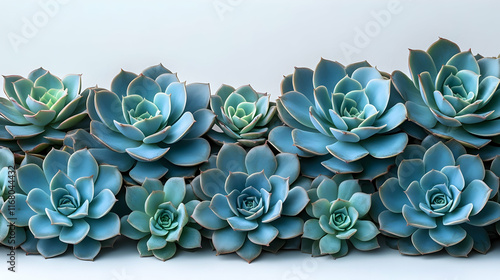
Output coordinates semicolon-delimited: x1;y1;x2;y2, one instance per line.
0;0;499;279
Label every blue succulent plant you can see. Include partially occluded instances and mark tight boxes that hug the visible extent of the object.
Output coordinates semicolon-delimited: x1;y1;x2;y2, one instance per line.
0;68;88;153
392;38;500;149
87;64;215;183
302;175;379;257
192;143;309;262
120;177;201;261
15;149;122;260
269;59;408;180
375;141;500;256
208;85;279;147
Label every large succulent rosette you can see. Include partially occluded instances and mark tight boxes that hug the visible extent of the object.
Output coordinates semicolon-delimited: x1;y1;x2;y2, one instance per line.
120;177;201;261
87;65;215;183
208;85;278;147
375;141;500;256
302;174;379;258
0;68;88;153
269;59;408;180
192;143;310;262
16;149;122;260
392;38;500;151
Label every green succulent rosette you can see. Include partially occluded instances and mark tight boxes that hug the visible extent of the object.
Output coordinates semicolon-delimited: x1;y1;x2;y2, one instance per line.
0;68;88;153
392;38;500;152
87;64;215;184
302;174;379;258
120;177;201;261
269;59;408;180
208;85;279;147
374;141;500;257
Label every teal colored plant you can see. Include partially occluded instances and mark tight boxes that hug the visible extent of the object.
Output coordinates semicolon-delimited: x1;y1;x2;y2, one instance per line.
0;69;88;153
16;149;122;260
392;38;500;149
192;143;309;262
375;141;500;256
302;175;379;257
208;85;279;147
269;59;408;180
87;64;215;183
120;177;201;261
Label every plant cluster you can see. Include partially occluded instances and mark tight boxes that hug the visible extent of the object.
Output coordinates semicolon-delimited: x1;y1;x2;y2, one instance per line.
1;39;500;262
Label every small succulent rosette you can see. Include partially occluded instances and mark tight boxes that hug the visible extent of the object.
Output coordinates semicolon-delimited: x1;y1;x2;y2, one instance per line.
192;143;309;262
392;38;500;150
374;141;500;256
17;149;122;260
302;175;379;258
208;85;279;147
0;68;88;153
120;178;201;261
87;64;215;184
269;58;408;180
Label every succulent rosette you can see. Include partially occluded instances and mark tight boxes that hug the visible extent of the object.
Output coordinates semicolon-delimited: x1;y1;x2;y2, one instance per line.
16;149;122;260
392;38;500;150
269;59;408;180
302;175;379;257
208;85;278;147
87;64;215;184
376;141;500;256
120;177;201;261
192;143;309;262
0;68;88;153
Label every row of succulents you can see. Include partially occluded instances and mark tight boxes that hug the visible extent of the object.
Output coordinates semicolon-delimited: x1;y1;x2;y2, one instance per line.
1;38;500;262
